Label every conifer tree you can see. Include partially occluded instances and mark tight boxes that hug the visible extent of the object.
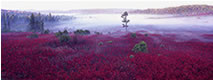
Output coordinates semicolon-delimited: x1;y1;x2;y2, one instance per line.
121;11;130;31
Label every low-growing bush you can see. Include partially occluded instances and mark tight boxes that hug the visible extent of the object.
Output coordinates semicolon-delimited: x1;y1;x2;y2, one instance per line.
27;33;39;39
55;30;71;43
94;31;102;35
55;30;69;36
59;34;71;43
129;55;134;58
85;30;90;33
158;54;161;56
98;42;103;46
131;33;137;38
144;33;148;37
74;29;90;35
43;29;50;34
160;44;165;48
107;40;113;44
55;31;63;37
132;41;148;53
63;29;69;34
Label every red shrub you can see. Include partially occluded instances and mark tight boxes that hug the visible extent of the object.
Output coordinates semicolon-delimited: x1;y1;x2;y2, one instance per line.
1;32;213;79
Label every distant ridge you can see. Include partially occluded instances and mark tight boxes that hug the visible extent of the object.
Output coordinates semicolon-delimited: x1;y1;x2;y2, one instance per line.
130;5;213;15
2;5;213;15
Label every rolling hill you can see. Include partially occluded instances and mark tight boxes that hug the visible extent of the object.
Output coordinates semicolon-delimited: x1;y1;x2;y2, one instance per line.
130;5;213;15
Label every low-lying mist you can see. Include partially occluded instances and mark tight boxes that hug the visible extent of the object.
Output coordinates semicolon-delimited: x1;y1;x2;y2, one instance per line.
2;12;213;42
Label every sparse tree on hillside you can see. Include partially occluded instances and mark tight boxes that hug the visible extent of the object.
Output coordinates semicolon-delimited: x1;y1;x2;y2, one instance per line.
121;11;130;31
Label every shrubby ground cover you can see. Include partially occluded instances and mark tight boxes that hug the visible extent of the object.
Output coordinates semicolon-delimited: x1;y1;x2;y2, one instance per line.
1;32;213;80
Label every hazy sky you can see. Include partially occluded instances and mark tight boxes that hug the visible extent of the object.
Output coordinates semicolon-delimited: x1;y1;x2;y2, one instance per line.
2;0;213;10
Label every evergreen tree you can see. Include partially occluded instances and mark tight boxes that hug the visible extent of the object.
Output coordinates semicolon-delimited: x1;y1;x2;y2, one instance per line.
29;13;44;32
121;11;130;31
29;13;35;31
49;13;52;21
2;13;7;29
6;13;11;30
2;13;11;31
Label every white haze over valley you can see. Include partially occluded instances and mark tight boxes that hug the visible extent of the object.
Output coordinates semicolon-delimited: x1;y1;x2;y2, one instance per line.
46;13;213;34
39;13;213;42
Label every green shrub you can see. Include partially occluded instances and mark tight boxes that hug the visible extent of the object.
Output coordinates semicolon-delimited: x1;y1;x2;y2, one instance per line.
55;30;69;37
85;30;90;34
63;29;69;34
94;31;102;35
59;34;71;43
44;29;50;34
98;42;103;46
55;30;71;43
55;31;63;37
158;54;161;56
131;33;137;38
27;33;39;39
74;29;90;35
132;41;148;53
144;33;148;37
107;40;113;44
129;55;134;58
160;44;165;48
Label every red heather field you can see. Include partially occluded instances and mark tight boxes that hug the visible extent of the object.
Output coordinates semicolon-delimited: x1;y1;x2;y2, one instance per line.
1;32;213;80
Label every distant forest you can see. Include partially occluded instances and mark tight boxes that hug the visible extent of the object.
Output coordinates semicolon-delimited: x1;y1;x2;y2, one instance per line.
1;9;74;32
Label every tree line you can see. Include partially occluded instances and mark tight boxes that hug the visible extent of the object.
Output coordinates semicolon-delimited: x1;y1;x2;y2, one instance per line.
1;12;59;32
